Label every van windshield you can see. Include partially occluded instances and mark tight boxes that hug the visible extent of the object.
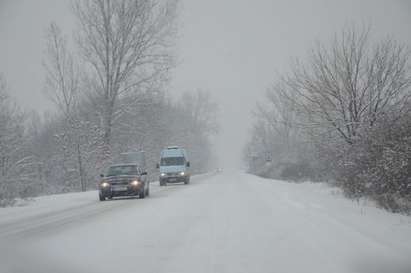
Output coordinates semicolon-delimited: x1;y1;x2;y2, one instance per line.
160;157;185;166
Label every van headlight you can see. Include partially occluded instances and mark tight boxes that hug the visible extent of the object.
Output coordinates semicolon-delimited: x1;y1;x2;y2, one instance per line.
101;182;110;188
180;172;185;176
160;173;166;177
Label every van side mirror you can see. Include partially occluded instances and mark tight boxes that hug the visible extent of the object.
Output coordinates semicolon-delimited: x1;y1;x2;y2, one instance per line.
186;161;190;167
100;174;104;178
141;171;148;176
156;163;159;169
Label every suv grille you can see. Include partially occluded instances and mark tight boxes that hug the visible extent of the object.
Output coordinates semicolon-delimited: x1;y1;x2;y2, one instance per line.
109;177;131;186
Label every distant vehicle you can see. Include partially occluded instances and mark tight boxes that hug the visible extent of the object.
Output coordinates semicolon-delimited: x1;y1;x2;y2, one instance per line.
117;151;146;168
98;162;149;201
157;146;190;186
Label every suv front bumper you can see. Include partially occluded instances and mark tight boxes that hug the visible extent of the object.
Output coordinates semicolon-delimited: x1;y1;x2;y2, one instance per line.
100;184;144;197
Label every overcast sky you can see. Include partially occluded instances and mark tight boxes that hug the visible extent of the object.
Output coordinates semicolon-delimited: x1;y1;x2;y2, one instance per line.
1;0;411;167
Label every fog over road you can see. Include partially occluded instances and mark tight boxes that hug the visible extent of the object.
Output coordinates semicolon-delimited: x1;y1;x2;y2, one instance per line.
1;172;410;273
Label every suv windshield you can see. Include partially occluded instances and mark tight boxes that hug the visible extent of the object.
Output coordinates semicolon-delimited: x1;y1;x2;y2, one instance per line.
106;165;138;176
160;157;185;166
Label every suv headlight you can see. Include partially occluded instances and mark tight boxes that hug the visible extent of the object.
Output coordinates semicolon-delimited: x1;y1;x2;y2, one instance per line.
101;182;110;188
180;172;185;176
160;173;166;177
130;180;140;186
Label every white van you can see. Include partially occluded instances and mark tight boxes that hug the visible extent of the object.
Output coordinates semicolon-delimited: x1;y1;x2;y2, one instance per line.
157;146;190;186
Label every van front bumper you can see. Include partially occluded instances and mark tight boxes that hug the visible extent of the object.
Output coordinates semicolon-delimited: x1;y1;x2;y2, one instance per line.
160;175;187;183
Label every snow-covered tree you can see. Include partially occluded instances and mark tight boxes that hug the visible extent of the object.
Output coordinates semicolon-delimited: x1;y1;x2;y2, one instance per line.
245;26;411;212
280;27;411;144
0;77;34;206
73;0;178;164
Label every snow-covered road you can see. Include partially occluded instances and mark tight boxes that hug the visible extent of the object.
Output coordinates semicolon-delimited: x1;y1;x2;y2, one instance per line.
1;172;411;273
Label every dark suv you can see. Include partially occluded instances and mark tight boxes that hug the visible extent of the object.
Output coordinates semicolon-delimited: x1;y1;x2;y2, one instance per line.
98;164;149;201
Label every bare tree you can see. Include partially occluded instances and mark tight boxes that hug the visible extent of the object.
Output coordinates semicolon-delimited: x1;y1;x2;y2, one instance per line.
43;22;88;191
280;27;411;144
73;0;177;162
255;81;302;152
245;85;313;179
44;22;80;118
179;89;219;135
246;26;411;187
245;26;411;210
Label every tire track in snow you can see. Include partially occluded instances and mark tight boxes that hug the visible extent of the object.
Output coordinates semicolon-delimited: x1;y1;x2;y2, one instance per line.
0;184;164;239
0;173;216;240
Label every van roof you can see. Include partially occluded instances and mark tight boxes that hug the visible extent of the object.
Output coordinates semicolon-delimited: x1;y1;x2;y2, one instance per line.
161;147;187;158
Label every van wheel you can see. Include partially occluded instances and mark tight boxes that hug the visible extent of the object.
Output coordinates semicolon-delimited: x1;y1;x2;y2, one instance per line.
160;180;166;186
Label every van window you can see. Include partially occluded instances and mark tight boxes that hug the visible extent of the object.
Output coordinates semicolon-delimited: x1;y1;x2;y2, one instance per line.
160;157;185;166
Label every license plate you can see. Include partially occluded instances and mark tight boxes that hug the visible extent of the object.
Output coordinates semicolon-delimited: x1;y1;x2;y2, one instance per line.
112;186;128;191
168;178;177;182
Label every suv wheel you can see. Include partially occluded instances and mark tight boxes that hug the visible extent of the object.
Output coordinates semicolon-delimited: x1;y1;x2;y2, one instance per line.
139;188;146;199
99;193;105;201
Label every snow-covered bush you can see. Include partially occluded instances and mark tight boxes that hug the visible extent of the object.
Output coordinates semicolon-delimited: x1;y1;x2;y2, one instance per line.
336;113;411;212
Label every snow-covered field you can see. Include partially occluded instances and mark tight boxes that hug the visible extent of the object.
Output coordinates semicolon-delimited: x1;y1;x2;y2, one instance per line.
0;171;410;273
